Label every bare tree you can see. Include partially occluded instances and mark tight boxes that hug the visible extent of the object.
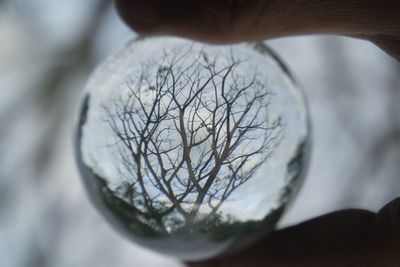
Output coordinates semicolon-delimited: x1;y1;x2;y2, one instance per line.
104;47;282;232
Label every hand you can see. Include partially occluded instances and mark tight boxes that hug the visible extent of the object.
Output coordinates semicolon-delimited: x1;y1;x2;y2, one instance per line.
114;1;400;265
186;199;400;266
114;0;400;60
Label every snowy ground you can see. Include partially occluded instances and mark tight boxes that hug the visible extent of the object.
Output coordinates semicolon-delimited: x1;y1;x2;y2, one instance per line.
0;1;399;267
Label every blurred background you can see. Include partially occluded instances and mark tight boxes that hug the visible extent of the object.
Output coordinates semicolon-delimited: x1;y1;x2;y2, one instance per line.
0;1;399;266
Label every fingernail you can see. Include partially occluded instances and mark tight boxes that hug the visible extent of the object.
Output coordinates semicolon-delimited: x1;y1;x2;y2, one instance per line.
116;0;162;30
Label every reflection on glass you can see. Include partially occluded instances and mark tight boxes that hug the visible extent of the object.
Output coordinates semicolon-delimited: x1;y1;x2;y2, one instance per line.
75;37;310;260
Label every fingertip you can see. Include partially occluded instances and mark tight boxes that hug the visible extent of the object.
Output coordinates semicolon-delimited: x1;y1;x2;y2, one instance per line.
113;0;273;43
374;197;400;243
114;0;163;35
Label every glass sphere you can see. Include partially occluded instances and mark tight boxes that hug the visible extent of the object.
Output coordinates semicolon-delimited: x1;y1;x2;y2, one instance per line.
75;37;310;261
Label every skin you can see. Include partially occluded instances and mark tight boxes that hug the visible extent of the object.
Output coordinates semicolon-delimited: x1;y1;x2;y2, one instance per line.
114;0;400;60
113;0;400;265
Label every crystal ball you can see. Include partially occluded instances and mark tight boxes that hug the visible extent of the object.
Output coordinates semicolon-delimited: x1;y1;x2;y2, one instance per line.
75;37;310;261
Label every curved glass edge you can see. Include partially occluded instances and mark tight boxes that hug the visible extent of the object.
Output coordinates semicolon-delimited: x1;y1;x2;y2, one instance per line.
72;36;312;261
249;41;312;225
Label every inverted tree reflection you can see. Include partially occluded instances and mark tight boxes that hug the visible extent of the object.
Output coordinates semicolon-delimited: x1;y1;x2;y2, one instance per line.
103;47;283;234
